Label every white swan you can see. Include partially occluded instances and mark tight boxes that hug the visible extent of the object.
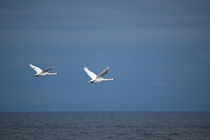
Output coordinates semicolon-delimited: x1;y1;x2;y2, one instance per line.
29;64;59;77
84;66;115;83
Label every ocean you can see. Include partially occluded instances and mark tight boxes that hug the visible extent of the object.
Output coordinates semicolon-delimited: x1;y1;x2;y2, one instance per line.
0;112;210;140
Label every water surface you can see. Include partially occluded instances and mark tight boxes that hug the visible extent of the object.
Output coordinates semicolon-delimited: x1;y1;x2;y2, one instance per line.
0;112;210;139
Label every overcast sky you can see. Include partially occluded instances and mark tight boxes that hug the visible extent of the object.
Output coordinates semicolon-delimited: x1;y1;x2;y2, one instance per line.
0;0;210;112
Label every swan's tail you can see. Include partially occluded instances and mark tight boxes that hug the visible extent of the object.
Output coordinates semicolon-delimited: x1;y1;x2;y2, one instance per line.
88;79;95;83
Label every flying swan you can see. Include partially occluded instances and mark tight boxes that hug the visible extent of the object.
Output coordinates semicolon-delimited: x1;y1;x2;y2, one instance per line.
29;64;59;77
84;66;115;83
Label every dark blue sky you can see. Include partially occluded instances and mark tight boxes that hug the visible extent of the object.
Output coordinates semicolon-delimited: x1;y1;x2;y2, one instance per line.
0;0;210;111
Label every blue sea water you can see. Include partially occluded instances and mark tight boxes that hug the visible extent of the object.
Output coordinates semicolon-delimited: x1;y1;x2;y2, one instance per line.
0;112;210;140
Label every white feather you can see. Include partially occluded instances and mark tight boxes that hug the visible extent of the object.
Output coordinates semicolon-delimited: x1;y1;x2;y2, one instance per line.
29;64;42;74
84;67;97;80
84;66;115;83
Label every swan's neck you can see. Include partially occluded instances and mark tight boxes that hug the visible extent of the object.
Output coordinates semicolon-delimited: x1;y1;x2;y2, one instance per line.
102;78;115;81
47;72;59;75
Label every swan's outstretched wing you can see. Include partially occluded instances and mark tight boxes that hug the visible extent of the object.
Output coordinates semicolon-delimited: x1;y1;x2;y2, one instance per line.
43;67;55;72
29;64;42;74
84;67;97;80
98;66;109;77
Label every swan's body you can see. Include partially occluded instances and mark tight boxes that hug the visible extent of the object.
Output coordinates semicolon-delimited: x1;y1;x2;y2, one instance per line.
84;66;115;83
29;64;58;77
